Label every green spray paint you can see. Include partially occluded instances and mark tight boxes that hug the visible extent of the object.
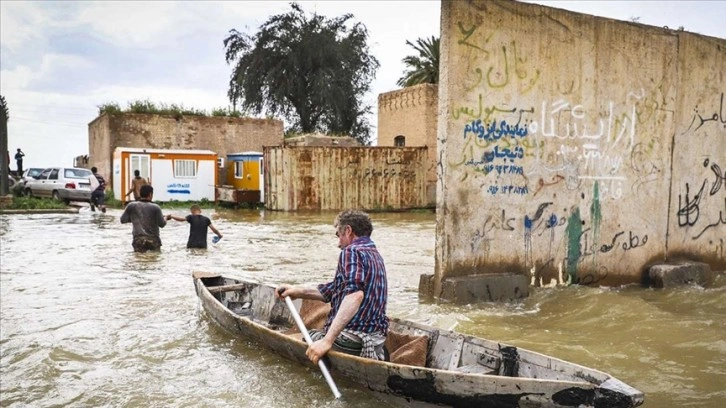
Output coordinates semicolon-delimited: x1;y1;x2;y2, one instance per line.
590;181;602;264
565;207;582;284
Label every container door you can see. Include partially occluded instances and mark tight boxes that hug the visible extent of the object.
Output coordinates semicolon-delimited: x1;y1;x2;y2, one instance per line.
258;157;264;203
129;154;151;190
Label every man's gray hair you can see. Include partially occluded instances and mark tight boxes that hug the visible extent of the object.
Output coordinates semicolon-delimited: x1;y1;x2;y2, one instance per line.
335;209;373;237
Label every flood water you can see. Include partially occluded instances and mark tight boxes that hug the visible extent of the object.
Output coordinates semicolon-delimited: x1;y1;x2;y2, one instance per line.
1;208;724;408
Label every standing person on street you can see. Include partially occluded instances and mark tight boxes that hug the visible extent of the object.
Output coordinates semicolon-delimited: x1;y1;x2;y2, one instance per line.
166;204;222;249
125;170;149;202
120;185;167;252
14;148;24;175
90;166;107;213
276;209;389;364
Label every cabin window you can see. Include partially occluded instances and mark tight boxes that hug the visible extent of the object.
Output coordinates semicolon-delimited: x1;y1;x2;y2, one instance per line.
394;135;406;147
234;162;243;178
217;157;225;168
174;159;197;178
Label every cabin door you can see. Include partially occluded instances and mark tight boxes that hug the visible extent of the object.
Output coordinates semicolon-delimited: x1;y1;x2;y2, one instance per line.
129;154;151;188
258;157;264;203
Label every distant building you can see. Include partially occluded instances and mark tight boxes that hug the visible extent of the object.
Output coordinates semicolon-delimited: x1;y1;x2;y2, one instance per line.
74;154;89;168
87;113;283;190
378;83;438;206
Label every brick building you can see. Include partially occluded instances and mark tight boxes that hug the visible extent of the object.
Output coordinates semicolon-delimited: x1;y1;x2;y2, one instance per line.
88;113;283;190
377;83;438;206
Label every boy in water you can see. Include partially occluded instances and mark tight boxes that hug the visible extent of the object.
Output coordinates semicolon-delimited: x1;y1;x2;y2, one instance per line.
166;205;222;249
90;166;107;213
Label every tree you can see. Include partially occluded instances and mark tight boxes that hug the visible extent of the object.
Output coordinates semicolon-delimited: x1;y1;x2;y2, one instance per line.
396;36;440;88
224;3;379;145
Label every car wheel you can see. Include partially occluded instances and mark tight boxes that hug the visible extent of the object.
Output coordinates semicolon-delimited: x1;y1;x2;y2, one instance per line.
52;191;61;201
24;188;33;197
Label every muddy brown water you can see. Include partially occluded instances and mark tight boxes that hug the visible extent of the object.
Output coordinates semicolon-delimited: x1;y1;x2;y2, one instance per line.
1;208;724;407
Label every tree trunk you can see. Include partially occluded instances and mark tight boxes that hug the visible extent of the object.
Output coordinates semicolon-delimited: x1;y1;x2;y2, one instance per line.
0;96;9;196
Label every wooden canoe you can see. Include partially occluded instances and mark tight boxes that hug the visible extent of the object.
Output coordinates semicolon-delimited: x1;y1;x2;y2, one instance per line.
192;272;644;408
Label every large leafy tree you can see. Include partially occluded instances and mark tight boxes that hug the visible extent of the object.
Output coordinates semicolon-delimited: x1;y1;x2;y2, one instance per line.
224;3;379;145
396;36;440;88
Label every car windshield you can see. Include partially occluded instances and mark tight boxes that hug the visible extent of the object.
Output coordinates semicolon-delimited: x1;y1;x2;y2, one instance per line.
64;169;93;179
27;168;43;177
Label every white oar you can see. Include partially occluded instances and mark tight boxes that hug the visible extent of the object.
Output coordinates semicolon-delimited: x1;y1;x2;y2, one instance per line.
280;292;342;399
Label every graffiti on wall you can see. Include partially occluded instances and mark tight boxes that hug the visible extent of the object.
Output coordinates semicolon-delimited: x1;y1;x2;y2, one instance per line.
167;183;191;195
677;158;726;239
683;92;726;133
468;181;652;286
676;91;726;242
451;20;676;203
453;93;656;199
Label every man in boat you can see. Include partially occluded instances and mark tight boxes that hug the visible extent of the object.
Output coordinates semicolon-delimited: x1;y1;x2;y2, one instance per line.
120;184;167;252
277;209;389;364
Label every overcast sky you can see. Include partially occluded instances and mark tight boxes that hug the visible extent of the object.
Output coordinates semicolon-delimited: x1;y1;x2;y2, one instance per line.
1;1;724;170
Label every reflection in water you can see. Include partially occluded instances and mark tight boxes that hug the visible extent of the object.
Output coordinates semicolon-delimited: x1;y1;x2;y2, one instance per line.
1;208;724;407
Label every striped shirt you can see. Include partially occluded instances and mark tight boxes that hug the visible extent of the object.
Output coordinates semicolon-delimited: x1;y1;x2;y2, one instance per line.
318;236;389;334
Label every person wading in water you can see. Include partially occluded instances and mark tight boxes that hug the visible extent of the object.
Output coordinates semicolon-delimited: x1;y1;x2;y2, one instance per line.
120;185;167;252
125;169;149;202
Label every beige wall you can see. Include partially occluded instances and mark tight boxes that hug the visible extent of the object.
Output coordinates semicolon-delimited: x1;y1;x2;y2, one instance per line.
434;0;725;294
378;84;438;206
88;114;112;182
88;113;283;189
669;33;726;266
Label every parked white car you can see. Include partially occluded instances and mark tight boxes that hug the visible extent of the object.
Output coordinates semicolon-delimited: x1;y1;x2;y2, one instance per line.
20;168;45;185
24;167;96;204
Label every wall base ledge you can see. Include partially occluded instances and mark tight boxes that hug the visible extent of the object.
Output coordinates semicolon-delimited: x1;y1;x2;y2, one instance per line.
436;273;530;304
648;261;714;288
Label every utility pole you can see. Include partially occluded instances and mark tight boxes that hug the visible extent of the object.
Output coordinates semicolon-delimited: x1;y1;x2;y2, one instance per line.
0;95;9;197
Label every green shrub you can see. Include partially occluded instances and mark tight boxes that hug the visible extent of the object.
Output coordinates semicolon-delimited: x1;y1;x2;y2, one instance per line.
8;196;68;210
158;199;216;210
104;189;123;209
211;107;243;117
98;102;122;115
98;100;244;119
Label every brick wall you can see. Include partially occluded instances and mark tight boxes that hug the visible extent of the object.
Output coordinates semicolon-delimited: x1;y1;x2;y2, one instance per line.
378;83;438;205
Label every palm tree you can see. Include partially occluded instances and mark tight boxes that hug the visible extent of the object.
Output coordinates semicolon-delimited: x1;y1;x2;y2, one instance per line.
396;36;439;88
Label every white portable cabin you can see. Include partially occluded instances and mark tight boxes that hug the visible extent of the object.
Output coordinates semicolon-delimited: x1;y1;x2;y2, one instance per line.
113;147;218;202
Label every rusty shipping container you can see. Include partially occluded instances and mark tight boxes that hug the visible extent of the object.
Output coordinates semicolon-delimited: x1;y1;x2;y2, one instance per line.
264;146;429;211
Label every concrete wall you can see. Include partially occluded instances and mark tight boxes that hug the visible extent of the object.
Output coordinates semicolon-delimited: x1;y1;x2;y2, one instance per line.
432;0;725;298
88;114;112;183
378;84;439;206
669;33;726;267
88;113;283;189
265;146;428;211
